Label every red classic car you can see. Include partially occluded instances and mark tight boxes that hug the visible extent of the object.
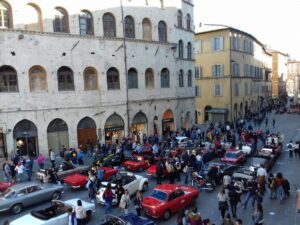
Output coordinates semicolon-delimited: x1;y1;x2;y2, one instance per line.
0;181;13;193
221;149;246;165
123;155;150;171
142;184;199;220
64;167;118;189
146;165;169;178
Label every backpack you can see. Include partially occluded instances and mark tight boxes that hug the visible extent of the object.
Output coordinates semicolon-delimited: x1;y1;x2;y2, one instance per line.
288;143;293;149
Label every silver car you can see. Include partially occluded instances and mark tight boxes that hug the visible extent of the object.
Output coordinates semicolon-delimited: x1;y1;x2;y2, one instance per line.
0;182;64;214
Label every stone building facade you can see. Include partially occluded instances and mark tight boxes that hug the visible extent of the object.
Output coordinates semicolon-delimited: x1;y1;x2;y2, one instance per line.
0;0;195;158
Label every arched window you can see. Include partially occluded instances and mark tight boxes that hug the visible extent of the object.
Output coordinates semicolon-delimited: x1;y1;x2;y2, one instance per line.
161;68;170;88
103;13;116;37
79;10;94;35
84;67;98;90
0;1;13;28
187;42;192;59
29;66;47;92
24;3;43;32
158;21;167;42
142;18;152;41
0;65;18;92
188;70;192;87
125;15;135;38
186;14;191;31
179;70;184;87
57;66;74;91
128;68;138;89
53;7;69;33
178;40;184;58
145;68;154;89
107;68;120;90
177;10;182;28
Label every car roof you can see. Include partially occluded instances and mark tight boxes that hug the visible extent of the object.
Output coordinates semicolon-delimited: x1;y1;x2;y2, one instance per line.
154;184;179;194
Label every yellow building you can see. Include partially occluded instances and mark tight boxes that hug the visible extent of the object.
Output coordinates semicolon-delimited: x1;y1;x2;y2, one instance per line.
270;51;288;98
194;28;272;124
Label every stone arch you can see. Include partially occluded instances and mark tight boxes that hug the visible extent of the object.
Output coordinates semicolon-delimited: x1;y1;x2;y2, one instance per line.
25;3;43;32
0;0;13;28
77;117;97;149
162;109;174;135
104;113;124;145
131;111;148;143
47;118;69;153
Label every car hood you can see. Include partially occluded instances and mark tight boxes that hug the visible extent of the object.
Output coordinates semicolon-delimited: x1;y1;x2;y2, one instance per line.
146;165;156;174
64;173;87;182
11;213;44;225
124;161;141;166
142;197;165;208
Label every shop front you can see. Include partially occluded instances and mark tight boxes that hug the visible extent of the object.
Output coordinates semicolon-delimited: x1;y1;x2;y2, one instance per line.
13;120;39;157
0;128;7;159
162;109;174;136
131;112;148;143
104;113;124;145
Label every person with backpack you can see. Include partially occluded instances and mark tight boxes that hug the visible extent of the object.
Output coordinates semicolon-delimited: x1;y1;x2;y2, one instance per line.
67;207;77;225
286;141;294;158
103;183;115;214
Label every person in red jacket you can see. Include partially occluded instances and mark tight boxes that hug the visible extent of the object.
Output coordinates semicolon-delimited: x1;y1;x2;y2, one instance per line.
188;206;203;225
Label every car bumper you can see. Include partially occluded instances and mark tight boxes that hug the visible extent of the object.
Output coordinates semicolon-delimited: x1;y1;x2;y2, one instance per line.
144;208;160;218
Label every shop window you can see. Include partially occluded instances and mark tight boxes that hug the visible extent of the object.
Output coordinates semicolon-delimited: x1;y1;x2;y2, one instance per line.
103;13;116;37
0;65;18;92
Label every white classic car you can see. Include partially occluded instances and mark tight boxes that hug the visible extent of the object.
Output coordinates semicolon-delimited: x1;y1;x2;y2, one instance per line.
10;199;95;225
96;172;148;205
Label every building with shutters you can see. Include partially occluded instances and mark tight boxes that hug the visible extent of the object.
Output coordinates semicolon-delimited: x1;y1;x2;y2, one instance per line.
194;27;272;124
0;0;195;158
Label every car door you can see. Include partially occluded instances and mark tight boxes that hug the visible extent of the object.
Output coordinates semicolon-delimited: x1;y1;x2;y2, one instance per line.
26;185;47;205
167;189;187;213
124;176;136;196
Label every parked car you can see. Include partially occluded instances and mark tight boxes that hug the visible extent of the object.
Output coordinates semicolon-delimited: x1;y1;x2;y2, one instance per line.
251;155;276;172
10;199;95;225
102;154;124;168
221;150;246;165
0;182;64;214
101;213;156;225
232;168;255;193
134;144;154;157
96;172;148;205
64;167;118;189
36;161;89;182
123;155;150;171
0;182;13;193
142;184;199;220
146;164;169;178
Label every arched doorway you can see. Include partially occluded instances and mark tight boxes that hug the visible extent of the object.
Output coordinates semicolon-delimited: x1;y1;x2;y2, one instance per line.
77;117;97;149
104;113;124;145
13;120;38;157
162;109;174;135
240;103;243;117
183;112;191;130
204;106;212;122
131;112;148;143
234;103;238;121
47;119;69;154
153;116;158;135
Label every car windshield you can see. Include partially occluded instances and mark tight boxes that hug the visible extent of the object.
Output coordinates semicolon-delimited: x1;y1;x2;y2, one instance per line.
225;152;238;159
1;188;16;199
149;190;167;202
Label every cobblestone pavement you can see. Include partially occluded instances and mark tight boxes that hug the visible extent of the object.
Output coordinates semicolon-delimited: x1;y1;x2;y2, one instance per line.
1;111;300;225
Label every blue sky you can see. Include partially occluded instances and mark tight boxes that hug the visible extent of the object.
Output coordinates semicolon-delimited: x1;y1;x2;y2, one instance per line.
194;0;300;59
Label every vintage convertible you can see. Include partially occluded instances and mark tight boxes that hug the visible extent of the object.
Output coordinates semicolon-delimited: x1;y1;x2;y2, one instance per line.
64;167;118;189
96;172;148;205
10;199;95;225
123;155;150;171
0;182;64;214
142;184;199;220
36;161;89;182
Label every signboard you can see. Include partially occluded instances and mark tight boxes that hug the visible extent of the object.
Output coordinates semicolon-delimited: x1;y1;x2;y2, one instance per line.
105;126;124;132
162;118;174;123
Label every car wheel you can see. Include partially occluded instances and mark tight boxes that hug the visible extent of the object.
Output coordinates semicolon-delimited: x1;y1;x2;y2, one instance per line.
51;191;61;200
11;204;23;214
163;210;171;220
142;182;148;192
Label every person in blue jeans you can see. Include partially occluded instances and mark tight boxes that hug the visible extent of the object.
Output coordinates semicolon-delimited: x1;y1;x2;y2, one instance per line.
103;183;115;214
243;178;257;209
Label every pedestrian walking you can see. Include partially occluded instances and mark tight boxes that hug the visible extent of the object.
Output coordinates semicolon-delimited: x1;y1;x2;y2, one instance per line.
134;190;143;216
272;118;275;128
116;183;125;206
119;189;130;214
49;149;56;168
103;183;115;214
243;178;257;209
275;172;285;203
235;218;243;225
267;173;277;199
217;188;229;220
294;141;300;158
252;203;264;225
3;161;11;182
15;162;25;183
87;171;96;203
36;154;45;169
156;160;164;185
75;200;86;225
228;185;239;218
25;157;33;181
286;141;294;158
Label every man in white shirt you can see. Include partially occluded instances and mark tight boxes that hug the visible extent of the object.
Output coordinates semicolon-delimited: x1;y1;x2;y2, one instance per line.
257;165;267;191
